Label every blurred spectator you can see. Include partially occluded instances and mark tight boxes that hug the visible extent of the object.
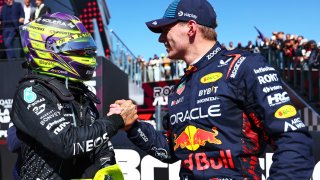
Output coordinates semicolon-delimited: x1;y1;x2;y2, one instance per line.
170;56;176;79
147;57;154;82
276;32;284;68
299;39;311;70
282;39;295;68
161;53;171;80
126;53;132;74
285;33;291;40
270;31;284;68
138;56;146;82
30;0;51;20
316;43;320;67
293;36;305;67
236;42;243;50
296;35;304;46
177;60;187;78
221;43;226;49
135;32;318;83
305;40;318;68
0;0;24;59
152;54;161;81
227;41;234;50
23;0;35;24
134;55;143;84
256;36;270;61
245;40;255;53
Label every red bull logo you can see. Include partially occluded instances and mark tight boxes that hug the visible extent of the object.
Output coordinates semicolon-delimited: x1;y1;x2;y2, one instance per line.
174;125;222;151
182;150;235;171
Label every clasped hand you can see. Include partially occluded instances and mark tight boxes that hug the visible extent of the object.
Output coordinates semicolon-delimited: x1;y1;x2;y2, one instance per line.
107;100;138;131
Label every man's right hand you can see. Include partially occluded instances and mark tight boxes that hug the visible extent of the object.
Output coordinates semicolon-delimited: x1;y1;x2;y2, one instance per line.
108;100;138;131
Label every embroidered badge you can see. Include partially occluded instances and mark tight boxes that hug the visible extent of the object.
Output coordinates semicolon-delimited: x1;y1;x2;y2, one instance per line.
23;87;37;103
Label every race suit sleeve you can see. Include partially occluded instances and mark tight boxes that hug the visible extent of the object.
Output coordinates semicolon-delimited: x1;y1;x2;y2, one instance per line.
10;83;124;159
230;53;314;179
7;124;21;153
126;117;179;163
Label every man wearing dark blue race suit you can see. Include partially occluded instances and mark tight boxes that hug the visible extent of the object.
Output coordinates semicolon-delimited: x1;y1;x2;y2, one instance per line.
0;0;24;59
113;0;315;179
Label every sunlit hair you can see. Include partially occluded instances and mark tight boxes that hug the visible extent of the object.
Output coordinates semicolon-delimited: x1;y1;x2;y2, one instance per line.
198;25;217;41
178;21;217;41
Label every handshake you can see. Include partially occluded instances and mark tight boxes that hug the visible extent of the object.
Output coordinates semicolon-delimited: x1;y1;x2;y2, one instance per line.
107;99;139;131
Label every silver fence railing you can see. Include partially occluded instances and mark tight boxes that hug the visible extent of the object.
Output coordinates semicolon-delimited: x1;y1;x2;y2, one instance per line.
107;30;188;85
108;29;143;87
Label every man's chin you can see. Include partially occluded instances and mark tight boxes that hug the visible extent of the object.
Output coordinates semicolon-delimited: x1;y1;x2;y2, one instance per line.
167;54;180;60
166;51;175;59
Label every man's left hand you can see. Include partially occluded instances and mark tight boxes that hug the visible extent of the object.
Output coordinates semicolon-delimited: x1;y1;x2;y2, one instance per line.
19;18;24;23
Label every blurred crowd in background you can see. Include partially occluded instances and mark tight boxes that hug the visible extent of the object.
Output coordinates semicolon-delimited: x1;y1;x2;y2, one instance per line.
0;0;319;84
128;31;320;83
0;0;51;59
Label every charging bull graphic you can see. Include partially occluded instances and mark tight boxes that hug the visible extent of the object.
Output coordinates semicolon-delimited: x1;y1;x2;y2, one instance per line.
174;125;222;151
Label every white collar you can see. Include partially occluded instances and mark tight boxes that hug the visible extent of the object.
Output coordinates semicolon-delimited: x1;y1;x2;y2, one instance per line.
189;57;202;65
37;3;44;9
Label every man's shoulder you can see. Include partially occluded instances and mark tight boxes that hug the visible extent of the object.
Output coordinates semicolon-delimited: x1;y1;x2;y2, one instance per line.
43;5;51;11
13;2;23;7
223;50;270;79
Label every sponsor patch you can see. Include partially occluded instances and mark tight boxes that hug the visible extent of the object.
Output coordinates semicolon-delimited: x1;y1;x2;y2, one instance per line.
275;105;297;119
254;66;275;74
198;86;218;97
197;96;219;104
263;85;282;93
200;73;222;84
0;108;10;123
151;147;168;160
46;117;66;130
23;87;37;103
182;150;235;171
230;57;246;78
267;92;290;107
177;11;198;19
284;117;305;132
57;103;63;110
27;98;45;110
0;99;13;108
138;128;149;142
171;97;184;106
73;132;110;155
176;82;185;95
218;57;233;67
170;104;221;125
53;121;70;135
206;47;222;60
40;110;61;125
174;125;221;151
258;73;278;84
33;104;46;115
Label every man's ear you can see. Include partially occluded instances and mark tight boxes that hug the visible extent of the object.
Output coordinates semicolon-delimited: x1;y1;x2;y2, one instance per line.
187;20;197;37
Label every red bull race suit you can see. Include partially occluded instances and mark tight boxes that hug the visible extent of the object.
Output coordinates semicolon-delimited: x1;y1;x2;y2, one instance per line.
127;42;314;179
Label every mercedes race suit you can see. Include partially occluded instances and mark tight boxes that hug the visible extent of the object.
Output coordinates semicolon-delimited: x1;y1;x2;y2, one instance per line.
10;75;124;179
127;43;314;179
